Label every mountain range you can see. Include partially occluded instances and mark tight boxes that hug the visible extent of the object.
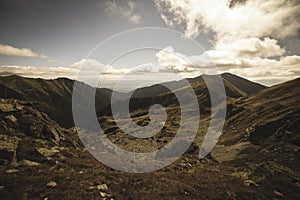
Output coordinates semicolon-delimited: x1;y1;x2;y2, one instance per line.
0;73;299;199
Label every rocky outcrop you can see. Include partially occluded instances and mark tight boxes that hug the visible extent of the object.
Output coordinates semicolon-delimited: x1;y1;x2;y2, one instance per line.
0;98;82;167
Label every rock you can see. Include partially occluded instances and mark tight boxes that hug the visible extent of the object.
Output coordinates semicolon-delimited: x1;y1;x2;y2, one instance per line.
0;103;16;112
97;184;108;191
16;141;45;163
57;168;64;173
244;179;259;187
249;121;281;145
4;115;18;127
274;190;284;197
37;147;60;157
21;159;41;166
100;191;111;198
6;169;19;174
245;126;255;134
0;135;20;165
44;127;60;143
47;181;58;188
15;104;24;110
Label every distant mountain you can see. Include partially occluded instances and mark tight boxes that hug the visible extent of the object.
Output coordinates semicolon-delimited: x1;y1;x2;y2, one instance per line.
220;73;266;97
0;73;266;127
130;73;266;99
103;73;266;117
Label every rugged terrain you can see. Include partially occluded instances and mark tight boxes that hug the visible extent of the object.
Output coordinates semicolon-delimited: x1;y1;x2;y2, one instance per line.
0;74;299;199
0;75;125;128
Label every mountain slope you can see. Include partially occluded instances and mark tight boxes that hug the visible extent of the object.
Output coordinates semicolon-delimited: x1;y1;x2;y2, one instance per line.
0;75;299;199
0;73;266;128
0;75;120;128
99;76;300;199
0;98;263;200
210;77;300;199
130;73;266;99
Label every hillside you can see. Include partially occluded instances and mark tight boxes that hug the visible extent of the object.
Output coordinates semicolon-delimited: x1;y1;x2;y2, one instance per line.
98;76;300;199
0;73;265;128
211;78;300;199
130;73;266;99
0;75;299;199
0;75;121;128
0;98;262;199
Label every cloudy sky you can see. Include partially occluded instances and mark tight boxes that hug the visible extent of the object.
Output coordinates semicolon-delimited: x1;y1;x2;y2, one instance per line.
0;0;299;89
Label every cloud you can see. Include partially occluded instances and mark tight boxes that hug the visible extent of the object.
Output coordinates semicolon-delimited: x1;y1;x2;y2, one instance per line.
156;0;300;40
0;65;78;79
2;49;298;86
72;57;199;75
0;44;39;57
212;37;285;58
71;58;130;74
155;0;298;59
129;14;142;24
155;45;300;85
106;0;141;24
0;43;64;65
156;46;204;72
155;0;300;85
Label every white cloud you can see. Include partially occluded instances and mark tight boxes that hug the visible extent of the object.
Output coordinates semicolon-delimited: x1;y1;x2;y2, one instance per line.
155;45;300;85
156;0;300;40
106;0;141;24
0;65;78;79
212;37;285;58
155;0;300;84
71;58;130;74
71;57;199;75
129;14;142;24
0;43;63;65
156;46;189;67
156;46;206;72
1;50;298;86
0;44;39;57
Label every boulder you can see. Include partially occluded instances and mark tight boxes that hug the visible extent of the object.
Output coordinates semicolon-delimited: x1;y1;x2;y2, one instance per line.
0;135;20;166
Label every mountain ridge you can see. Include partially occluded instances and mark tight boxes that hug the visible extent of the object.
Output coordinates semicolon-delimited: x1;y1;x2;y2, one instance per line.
0;74;299;199
0;73;266;128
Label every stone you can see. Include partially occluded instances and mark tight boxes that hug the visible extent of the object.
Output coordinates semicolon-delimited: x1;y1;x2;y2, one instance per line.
100;192;111;198
244;179;259;187
274;190;284;197
21;159;40;166
97;184;108;191
4;115;18;127
47;181;58;188
0;103;16;112
37;147;60;157
0;135;20;165
6;169;19;174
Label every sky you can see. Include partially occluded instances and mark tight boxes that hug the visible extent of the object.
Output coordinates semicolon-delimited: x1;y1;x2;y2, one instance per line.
0;0;299;90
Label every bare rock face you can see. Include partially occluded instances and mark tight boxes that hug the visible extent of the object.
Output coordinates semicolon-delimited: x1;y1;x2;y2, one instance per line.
0;99;82;167
0;135;20;166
